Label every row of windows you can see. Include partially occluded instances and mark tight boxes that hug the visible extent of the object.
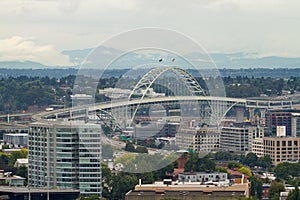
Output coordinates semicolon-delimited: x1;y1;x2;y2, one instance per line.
264;140;299;146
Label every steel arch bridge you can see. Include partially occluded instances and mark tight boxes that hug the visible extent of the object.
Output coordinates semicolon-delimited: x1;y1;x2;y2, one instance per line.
32;67;297;132
129;67;205;100
127;67;206;125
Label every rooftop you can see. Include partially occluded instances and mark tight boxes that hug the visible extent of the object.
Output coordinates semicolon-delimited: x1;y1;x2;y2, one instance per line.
134;181;249;193
16;159;28;164
0;186;79;194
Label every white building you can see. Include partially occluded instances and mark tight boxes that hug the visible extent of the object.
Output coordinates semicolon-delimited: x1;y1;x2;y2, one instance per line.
99;87;165;99
98;88;131;99
14;158;28;168
251;138;264;157
135;88;165;97
178;172;228;183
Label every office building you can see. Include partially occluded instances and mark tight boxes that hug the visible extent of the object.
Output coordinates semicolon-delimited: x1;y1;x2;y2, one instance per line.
251;138;264;157
266;109;300;137
220;125;264;154
28;121;101;197
176;126;220;154
263;137;300;165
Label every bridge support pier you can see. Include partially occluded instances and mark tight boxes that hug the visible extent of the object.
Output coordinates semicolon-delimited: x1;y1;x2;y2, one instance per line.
235;107;245;123
259;108;266;126
248;108;255;123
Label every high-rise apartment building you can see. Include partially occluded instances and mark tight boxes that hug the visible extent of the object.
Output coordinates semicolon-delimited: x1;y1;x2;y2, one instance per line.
28;121;102;197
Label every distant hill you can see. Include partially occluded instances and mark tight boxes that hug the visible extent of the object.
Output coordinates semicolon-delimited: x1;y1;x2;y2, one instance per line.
209;53;300;68
1;68;300;78
0;61;50;69
1;46;300;69
62;47;300;69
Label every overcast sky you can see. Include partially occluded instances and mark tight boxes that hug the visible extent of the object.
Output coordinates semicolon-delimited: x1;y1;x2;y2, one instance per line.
1;0;300;66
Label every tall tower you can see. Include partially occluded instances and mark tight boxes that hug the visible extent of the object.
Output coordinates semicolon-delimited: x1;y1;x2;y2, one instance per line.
28;121;102;197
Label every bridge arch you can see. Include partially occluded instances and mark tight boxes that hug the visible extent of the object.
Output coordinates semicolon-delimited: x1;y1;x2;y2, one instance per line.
128;67;205;100
127;67;206;125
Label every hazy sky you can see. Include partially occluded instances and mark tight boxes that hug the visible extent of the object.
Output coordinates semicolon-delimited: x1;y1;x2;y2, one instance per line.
1;0;300;66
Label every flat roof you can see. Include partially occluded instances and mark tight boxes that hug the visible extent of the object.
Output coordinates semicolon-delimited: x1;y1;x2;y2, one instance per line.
134;183;248;192
16;159;28;163
0;186;79;194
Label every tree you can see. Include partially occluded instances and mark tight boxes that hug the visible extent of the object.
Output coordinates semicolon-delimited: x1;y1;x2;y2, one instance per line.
228;162;243;169
102;164;112;199
213;151;232;161
215;166;227;173
238;166;252;177
287;184;300;200
244;153;258;168
136;172;154;184
257;156;272;170
135;146;148;154
250;176;263;200
268;181;285;200
16;166;28;178
184;154;215;172
124;142;135;152
0;152;15;169
153;154;178;181
111;173;138;200
274;162;300;180
114;153;136;167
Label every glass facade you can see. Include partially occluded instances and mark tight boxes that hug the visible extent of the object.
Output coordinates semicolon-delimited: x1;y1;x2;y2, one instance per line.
28;122;102;197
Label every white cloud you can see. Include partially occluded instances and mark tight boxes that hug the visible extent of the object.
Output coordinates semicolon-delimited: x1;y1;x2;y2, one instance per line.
0;36;73;66
1;0;300;59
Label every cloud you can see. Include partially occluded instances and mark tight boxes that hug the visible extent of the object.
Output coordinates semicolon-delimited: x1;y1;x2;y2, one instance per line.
1;0;300;58
0;36;73;66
